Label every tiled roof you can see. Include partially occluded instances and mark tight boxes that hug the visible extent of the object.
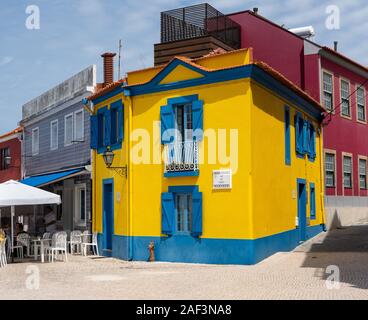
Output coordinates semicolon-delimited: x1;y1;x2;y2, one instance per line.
254;61;325;113
0;127;22;140
88;79;126;101
88;50;324;114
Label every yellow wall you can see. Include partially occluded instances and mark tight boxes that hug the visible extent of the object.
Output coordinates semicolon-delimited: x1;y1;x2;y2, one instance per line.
250;81;325;239
92;93;129;237
131;79;253;239
92;55;324;243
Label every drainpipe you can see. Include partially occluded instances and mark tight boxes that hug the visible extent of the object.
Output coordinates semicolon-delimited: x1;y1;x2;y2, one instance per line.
124;89;134;261
82;98;96;234
319;125;327;231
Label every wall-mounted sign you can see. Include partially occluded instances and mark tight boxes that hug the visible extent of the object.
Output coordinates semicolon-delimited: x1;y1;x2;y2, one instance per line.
213;170;232;190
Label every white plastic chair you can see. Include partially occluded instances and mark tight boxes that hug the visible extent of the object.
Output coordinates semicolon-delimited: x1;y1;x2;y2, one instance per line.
45;232;68;263
17;233;31;257
69;231;82;255
81;232;99;256
0;238;7;268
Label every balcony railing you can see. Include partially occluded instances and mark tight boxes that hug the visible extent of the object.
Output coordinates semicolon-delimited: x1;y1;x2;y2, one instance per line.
164;141;199;173
160;3;241;49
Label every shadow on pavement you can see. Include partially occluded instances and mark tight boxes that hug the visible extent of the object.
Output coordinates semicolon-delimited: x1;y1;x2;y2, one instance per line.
299;224;368;290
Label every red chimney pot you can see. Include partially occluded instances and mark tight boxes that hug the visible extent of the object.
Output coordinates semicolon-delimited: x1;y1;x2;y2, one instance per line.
101;52;116;87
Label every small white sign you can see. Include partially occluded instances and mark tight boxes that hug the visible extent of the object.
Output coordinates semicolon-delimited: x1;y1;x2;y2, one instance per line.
213;170;232;190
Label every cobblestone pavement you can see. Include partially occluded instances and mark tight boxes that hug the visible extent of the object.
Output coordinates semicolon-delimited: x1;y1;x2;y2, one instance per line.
1;225;368;300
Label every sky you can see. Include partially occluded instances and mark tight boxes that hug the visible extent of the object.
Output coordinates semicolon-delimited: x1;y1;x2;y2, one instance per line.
0;0;367;133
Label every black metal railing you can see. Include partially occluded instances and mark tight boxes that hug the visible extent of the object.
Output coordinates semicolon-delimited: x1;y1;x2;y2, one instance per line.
160;3;241;49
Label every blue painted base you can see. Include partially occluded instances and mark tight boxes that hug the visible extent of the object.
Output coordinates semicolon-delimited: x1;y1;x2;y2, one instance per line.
97;224;324;265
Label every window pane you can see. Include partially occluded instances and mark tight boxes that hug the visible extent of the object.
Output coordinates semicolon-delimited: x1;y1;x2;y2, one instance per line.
74;111;84;141
32;129;39;155
80;189;86;220
51;122;58;150
65;115;73;145
110;109;119;144
325;153;335;187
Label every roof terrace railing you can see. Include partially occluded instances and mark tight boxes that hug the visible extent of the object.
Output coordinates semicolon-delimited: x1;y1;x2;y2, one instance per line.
160;3;241;49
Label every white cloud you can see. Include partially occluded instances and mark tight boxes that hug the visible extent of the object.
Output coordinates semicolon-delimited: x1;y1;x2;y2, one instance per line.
0;56;14;66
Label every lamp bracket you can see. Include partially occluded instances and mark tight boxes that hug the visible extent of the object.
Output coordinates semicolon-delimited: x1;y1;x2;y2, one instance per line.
108;166;128;178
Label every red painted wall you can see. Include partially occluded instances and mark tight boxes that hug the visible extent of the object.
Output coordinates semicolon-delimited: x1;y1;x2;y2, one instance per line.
0;136;21;183
228;11;305;88
228;11;368;199
321;57;368;197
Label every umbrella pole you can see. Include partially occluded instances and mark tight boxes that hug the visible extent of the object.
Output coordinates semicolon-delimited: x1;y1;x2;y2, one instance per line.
11;205;15;263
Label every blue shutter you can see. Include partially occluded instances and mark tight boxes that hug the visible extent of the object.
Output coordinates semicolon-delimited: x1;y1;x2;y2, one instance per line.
309;124;316;160
104;109;111;147
90;115;98;150
191;191;203;237
295;114;301;154
118;104;124;143
160;105;174;144
192;100;204;141
303;120;309;154
161;192;175;235
310;183;316;220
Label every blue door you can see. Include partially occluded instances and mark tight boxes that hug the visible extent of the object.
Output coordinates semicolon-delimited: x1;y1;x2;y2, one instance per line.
103;181;114;252
297;179;307;242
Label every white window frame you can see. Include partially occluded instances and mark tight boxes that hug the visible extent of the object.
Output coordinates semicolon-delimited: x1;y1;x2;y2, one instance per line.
358;156;367;190
73;109;84;143
340;78;351;119
342;153;353;190
322;70;334;112
325;151;336;188
356;86;366;123
50;120;58;151
74;184;87;226
32;127;39;156
64;113;74;147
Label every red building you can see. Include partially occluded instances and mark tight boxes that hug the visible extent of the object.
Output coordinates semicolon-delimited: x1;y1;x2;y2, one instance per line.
227;9;368;228
0;127;22;183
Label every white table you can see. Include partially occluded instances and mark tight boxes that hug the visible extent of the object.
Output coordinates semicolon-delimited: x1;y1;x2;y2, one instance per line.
32;239;51;263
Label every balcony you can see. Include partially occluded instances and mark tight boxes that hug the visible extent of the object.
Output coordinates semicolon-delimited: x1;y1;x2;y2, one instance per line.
164;141;199;176
155;3;241;66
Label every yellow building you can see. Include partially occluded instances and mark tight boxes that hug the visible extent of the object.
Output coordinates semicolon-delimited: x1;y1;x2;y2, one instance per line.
87;49;326;264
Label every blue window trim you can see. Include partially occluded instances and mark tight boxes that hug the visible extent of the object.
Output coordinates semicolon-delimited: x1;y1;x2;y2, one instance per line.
167;185;200;236
295;112;305;158
110;100;124;151
284;106;291;166
165;171;200;178
168;185;199;194
97;102;124;155
307;124;316;163
173;193;192;236
168;95;199;105
97;106;108;154
310;182;316;220
163;95;202;178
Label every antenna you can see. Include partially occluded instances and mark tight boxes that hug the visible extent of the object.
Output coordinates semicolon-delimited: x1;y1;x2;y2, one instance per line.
118;39;122;80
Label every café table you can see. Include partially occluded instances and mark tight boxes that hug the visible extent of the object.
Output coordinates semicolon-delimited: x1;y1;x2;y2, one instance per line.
32;238;51;263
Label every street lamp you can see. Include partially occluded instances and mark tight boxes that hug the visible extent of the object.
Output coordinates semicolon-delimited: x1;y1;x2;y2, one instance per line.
102;147;127;177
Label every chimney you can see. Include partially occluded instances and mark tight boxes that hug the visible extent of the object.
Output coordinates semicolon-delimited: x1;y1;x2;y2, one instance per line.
253;8;259;14
334;41;338;52
101;52;116;87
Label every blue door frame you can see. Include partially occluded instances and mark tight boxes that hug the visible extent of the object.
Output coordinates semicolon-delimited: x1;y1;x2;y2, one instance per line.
297;179;307;242
103;179;114;254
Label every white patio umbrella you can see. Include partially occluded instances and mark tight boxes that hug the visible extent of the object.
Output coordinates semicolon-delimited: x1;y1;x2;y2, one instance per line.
0;180;61;260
